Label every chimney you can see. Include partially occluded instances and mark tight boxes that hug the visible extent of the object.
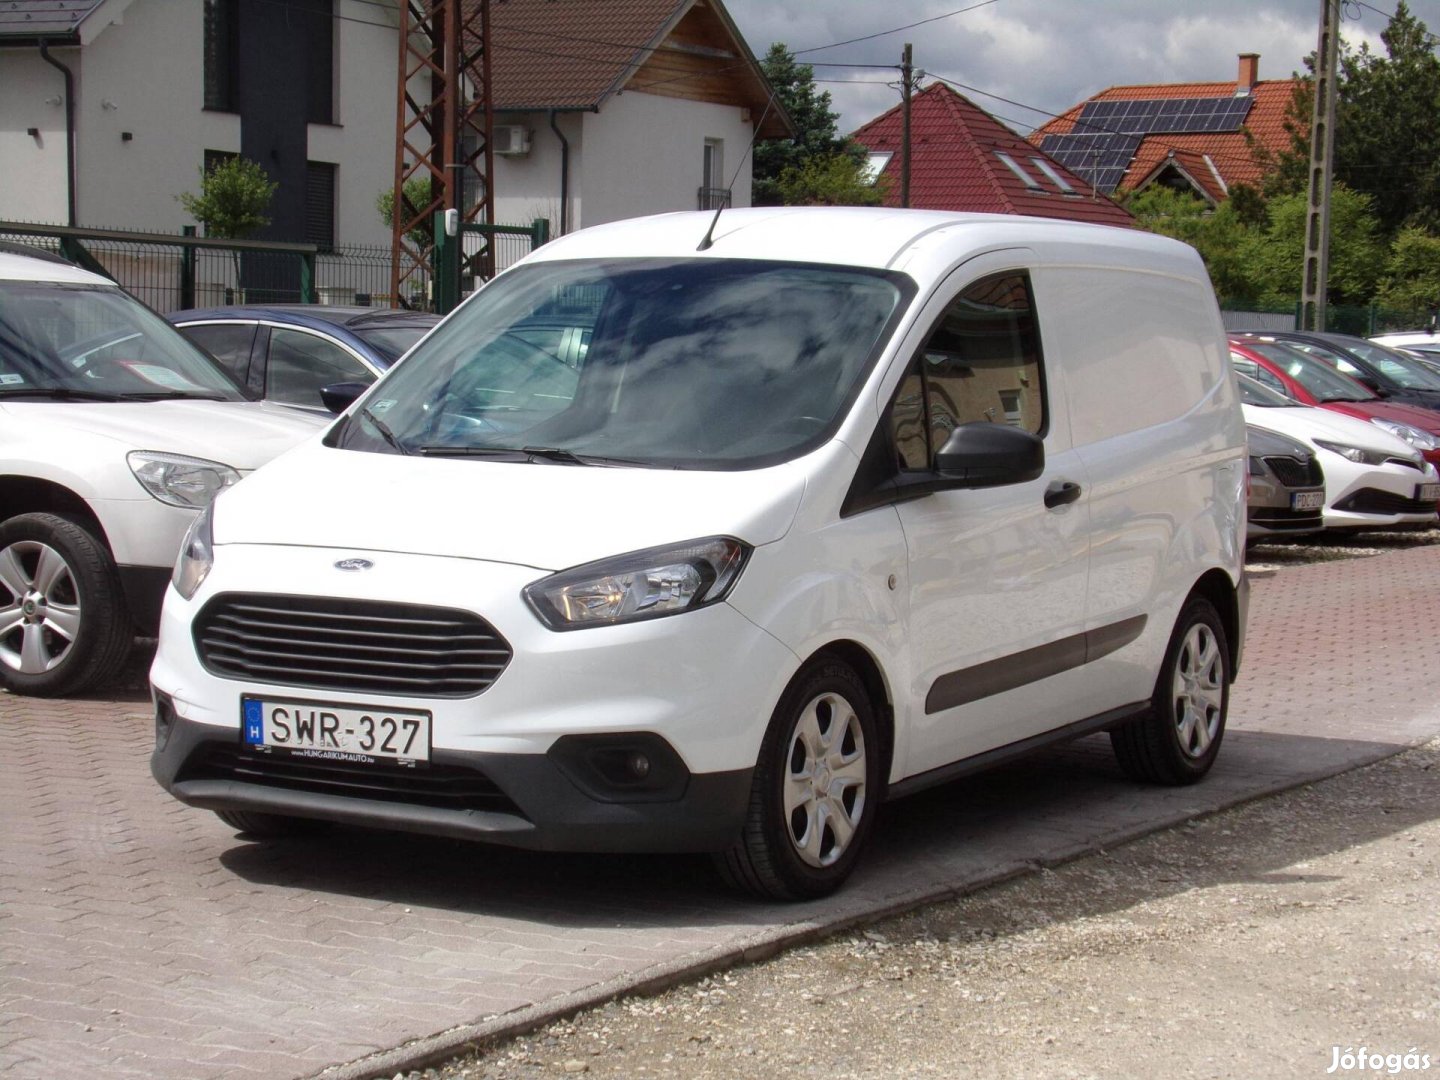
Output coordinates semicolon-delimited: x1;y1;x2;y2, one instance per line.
1237;53;1259;94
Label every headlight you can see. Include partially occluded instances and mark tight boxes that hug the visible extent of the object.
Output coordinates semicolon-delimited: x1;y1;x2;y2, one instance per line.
128;451;240;508
1312;439;1389;465
523;537;751;631
171;503;214;600
1369;418;1439;451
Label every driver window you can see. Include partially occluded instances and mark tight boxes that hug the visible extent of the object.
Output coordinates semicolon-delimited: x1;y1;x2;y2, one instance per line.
888;272;1045;470
267;328;372;407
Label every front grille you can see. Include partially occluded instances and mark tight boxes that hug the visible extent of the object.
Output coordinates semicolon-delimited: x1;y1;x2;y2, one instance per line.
1332;488;1440;515
194;593;511;698
1250;507;1323;530
1263;455;1323;487
178;745;524;815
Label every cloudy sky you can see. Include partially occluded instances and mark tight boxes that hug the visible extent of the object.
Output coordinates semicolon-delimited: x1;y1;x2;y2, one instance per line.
721;0;1440;135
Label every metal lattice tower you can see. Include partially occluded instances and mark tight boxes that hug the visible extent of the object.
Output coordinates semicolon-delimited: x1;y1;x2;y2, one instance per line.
391;0;494;308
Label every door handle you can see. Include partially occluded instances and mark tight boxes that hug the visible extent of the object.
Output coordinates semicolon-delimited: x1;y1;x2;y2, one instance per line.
1044;480;1082;509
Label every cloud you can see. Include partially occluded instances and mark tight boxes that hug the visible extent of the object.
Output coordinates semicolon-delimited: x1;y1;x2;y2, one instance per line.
725;0;1428;134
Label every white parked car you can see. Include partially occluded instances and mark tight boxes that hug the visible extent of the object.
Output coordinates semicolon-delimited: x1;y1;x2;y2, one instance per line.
1236;374;1440;531
0;247;327;696
151;208;1248;899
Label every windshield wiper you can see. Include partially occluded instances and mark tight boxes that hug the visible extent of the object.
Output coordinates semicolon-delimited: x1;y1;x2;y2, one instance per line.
416;445;529;459
521;445;589;465
415;444;658;467
117;391;233;401
359;406;410;456
0;386;127;402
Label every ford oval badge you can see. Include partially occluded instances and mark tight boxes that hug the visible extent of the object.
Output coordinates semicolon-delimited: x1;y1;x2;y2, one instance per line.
334;558;374;572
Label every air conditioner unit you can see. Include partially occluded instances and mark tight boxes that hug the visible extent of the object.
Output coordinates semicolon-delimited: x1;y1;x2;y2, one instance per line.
493;125;531;156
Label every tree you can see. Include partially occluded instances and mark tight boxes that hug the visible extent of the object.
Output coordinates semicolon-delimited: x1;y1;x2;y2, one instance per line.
376;176;435;249
177;156;276;240
1375;227;1440;317
1241;186;1387;308
1264;2;1440;233
777;153;888;207
754;43;867;206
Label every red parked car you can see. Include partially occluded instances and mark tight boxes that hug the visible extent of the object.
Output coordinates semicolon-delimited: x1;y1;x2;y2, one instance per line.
1228;337;1440;470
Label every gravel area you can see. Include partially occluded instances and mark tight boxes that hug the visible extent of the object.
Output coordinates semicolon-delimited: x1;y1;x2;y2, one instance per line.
369;527;1440;1080
408;739;1440;1080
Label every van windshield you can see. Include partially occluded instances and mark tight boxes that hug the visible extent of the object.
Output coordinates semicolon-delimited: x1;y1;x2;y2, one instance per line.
339;258;910;468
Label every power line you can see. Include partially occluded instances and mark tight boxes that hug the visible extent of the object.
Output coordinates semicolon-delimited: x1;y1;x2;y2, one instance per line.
793;0;1003;56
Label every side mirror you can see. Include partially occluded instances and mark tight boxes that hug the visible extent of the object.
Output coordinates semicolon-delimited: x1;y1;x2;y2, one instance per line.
320;381;369;413
934;422;1044;487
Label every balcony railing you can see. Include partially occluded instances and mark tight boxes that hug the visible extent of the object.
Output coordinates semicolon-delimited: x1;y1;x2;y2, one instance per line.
697;187;732;211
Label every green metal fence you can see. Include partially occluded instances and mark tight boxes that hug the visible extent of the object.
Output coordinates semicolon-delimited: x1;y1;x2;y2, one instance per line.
1220;301;1435;336
0;217;550;315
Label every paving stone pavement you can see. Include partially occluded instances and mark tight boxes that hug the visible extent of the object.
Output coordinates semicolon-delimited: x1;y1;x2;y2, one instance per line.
3;544;1439;1080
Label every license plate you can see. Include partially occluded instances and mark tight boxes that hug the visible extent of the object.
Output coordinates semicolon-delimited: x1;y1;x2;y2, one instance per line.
1290;490;1325;510
241;696;431;764
1417;483;1440;502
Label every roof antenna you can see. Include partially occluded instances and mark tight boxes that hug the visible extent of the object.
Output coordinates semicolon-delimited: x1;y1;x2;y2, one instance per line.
698;91;778;251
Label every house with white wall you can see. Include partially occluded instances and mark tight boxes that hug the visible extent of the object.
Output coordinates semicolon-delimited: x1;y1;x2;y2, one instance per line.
0;0;789;249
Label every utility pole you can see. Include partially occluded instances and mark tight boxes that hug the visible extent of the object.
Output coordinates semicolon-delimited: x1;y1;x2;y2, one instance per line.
391;0;494;310
901;43;913;208
1301;0;1341;331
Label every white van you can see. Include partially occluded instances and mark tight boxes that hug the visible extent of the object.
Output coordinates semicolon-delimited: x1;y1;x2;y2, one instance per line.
150;209;1248;899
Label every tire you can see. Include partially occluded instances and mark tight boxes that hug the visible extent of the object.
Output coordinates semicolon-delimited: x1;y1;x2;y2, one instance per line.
1110;596;1230;785
714;659;882;900
0;512;134;698
215;809;314;837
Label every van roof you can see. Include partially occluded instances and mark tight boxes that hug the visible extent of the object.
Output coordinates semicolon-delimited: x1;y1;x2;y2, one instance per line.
524;207;1192;276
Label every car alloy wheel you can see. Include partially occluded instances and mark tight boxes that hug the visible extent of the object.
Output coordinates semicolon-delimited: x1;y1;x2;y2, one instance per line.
0;513;133;697
1171;621;1225;759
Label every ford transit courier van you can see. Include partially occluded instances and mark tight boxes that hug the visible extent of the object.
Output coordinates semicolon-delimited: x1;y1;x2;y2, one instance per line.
151;208;1248;899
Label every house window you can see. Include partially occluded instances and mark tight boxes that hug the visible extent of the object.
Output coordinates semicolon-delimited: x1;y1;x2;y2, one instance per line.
203;0;238;111
699;138;729;210
305;161;337;252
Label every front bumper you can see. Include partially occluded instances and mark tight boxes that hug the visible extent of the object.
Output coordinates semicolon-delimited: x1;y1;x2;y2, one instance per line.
151;704;753;852
149;543;799;853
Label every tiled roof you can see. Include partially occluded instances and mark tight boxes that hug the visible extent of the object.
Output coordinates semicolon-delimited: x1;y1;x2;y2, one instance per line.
481;0;788;135
487;0;686;110
0;0;105;39
851;82;1134;227
1031;76;1300;194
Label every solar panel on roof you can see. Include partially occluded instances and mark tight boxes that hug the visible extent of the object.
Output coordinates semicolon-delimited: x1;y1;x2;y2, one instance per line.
1036;132;1141;193
1074;96;1253;136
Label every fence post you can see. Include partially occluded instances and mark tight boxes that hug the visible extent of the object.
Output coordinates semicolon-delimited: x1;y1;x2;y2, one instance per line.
300;251;318;304
531;218;550;249
180;225;196;309
433;211;459;315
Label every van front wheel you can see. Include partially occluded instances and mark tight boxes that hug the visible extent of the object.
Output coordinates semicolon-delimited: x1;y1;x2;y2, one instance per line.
714;660;880;900
1111;597;1230;785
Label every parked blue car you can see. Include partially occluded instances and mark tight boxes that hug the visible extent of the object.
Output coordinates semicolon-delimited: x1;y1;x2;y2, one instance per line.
167;305;440;413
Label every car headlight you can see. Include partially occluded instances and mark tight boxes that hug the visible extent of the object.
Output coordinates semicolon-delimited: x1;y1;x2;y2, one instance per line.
523;537;751;631
128;451;240;508
171;503;214;600
1312;439;1389;465
1369;418;1439;451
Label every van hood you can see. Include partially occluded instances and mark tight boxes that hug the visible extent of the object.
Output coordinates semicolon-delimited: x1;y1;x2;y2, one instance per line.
211;440;811;571
0;399;327;470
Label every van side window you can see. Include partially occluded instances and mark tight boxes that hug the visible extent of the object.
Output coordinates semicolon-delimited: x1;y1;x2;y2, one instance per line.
888;272;1044;470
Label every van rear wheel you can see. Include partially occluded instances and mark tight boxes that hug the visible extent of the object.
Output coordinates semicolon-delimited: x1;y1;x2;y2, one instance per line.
714;659;880;900
1110;597;1230;785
